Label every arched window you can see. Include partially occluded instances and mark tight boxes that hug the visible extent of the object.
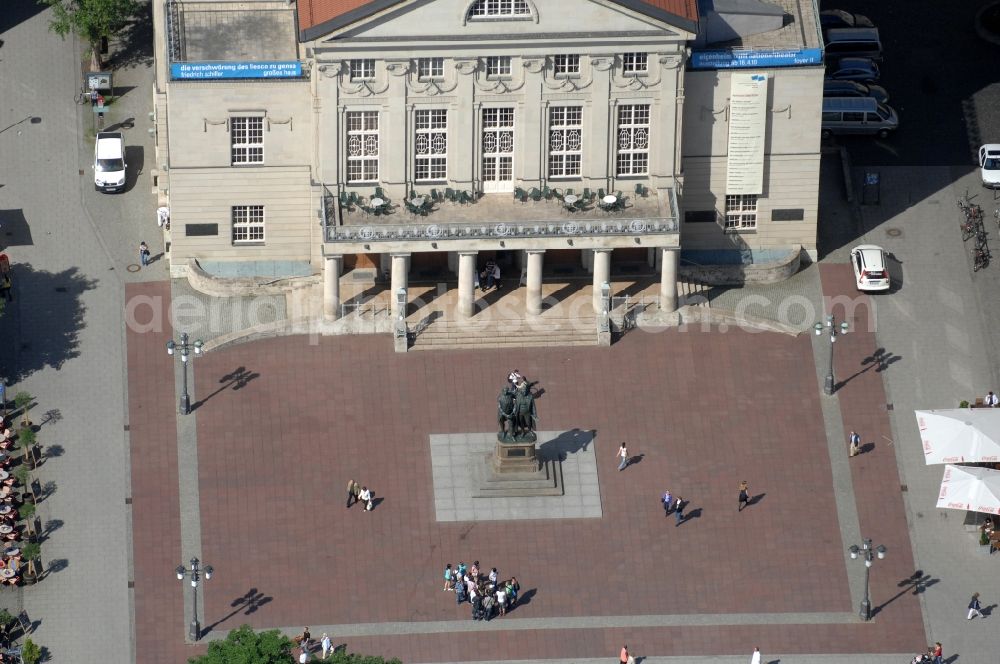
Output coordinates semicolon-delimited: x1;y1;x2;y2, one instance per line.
467;0;531;20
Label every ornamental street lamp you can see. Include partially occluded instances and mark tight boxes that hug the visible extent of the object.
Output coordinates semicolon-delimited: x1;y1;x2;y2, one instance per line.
176;557;213;641
166;332;203;415
815;314;849;395
848;538;886;621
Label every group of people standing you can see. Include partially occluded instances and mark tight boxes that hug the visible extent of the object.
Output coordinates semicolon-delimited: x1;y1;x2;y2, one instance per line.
345;479;374;512
443;561;520;621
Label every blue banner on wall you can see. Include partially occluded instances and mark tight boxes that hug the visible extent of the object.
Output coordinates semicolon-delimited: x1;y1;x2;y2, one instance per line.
170;61;303;80
690;48;823;70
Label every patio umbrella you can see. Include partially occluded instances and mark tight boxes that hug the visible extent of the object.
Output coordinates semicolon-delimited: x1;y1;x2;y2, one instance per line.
936;464;1000;514
915;409;1000;464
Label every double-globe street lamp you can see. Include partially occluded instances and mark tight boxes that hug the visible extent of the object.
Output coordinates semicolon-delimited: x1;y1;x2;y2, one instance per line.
166;332;203;415
849;538;886;621
176;557;213;641
815;314;849;396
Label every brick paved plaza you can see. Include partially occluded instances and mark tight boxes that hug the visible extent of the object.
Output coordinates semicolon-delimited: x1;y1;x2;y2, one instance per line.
128;265;926;663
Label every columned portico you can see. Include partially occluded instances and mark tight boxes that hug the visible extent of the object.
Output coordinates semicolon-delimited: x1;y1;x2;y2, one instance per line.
525;250;545;316
323;254;343;321
592;249;612;313
390;252;410;317
659;248;679;313
457;251;478;318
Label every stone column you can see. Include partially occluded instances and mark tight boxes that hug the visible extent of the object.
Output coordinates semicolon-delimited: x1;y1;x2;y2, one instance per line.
390;253;410;317
457;251;477;318
659;248;679;313
592;249;612;313
323;254;343;321
525;249;544;315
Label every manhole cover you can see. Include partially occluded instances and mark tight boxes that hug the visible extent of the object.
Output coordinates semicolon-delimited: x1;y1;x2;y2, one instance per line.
886;227;903;237
126;264;141;272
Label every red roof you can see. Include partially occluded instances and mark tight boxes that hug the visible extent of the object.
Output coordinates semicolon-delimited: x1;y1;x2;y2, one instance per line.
298;0;698;39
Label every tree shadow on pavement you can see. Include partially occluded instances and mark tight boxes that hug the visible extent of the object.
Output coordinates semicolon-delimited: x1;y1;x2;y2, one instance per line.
107;4;153;70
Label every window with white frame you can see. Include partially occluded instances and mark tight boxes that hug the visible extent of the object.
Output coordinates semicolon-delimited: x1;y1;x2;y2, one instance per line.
724;194;758;230
230;116;263;165
553;54;580;77
548;106;582;178
232;205;265;243
349;59;375;81
622;53;648;74
616;104;650;176
417;57;444;80
346;111;379;182
467;0;531;19
485;56;511;78
415;109;447;181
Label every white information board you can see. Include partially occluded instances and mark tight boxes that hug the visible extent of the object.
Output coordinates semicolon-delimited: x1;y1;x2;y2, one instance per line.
726;73;768;195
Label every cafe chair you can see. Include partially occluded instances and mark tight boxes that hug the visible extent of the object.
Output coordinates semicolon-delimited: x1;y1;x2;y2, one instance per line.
513;187;527;203
582;187;592;202
598;188;606;200
529;187;542;201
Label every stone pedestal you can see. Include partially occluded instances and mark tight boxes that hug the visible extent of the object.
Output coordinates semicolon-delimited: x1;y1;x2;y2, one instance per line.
474;438;563;498
492;440;539;474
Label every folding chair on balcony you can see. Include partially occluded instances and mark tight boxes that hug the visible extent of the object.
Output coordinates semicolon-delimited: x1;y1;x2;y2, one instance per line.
375;186;386;200
541;185;552;200
445;188;457;202
459;191;472;205
430;189;442;202
634;183;648;197
339;191;352;210
582;187;592;202
514;187;527;203
529;187;542;201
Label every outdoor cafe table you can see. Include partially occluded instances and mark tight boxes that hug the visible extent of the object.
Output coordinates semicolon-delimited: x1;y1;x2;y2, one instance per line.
0;526;12;535
1;569;14;579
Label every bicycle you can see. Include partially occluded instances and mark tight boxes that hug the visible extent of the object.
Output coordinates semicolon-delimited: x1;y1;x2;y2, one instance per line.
74;88;91;105
973;245;991;272
961;217;981;241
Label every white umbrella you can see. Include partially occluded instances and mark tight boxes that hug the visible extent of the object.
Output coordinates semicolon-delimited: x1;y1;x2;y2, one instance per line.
915;409;1000;464
937;464;1000;514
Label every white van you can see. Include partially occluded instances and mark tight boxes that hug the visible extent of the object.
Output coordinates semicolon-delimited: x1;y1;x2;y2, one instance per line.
93;132;127;193
821;97;898;139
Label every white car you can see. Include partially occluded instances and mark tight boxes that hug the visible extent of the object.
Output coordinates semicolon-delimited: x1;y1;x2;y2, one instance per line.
979;144;1000;189
93;131;127;193
850;245;890;292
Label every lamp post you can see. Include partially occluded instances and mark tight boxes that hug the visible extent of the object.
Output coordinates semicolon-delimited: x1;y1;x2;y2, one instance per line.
814;314;849;395
176;557;213;641
166;332;203;415
848;538;886;621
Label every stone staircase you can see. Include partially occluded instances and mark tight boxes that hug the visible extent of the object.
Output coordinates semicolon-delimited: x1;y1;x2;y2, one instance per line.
410;314;599;350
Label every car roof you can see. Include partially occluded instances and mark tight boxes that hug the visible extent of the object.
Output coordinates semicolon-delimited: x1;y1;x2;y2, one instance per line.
96;132;124;159
824;27;880;41
981;144;1000;154
832;57;877;69
853;245;886;268
824;80;865;90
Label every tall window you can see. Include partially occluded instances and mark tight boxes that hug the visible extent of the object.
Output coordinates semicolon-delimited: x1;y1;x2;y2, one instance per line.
724;195;758;230
415;109;447;181
553;54;580;77
232;205;264;243
616;104;649;176
230;117;263;165
622;53;648;74
485;56;511;78
346;111;379;182
468;0;530;19
548;106;582;178
417;57;444;80
349;59;375;81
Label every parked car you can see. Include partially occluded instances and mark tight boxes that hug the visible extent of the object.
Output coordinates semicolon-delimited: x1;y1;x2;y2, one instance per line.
820;9;874;30
822;98;898;139
979;144;1000;189
823;80;889;104
850;245;890;292
824;27;883;61
93;132;127;193
826;57;880;82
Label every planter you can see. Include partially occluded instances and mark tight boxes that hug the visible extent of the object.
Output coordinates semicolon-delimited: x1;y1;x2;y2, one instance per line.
22;571;36;586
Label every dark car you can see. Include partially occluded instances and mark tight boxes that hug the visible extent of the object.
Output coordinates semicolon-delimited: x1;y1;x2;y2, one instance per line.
825;57;880;82
823;80;889;104
820;9;875;30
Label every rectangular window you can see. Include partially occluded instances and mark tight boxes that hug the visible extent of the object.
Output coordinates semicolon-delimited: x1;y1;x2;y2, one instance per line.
724;194;758;230
232;205;265;243
485;56;511;78
415;109;447;181
622;53;648;74
553;54;580;77
230;116;263;165
349;59;375;81
417;58;444;80
616;104;650;176
346;111;379;182
548;106;582;178
469;0;530;18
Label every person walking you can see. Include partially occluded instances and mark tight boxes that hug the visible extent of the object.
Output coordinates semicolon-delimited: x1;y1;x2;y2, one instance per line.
674;496;685;526
346;479;358;508
300;627;311;651
967;592;985;619
662;489;673;516
321;633;331;660
932;641;943;664
443;563;454;591
139;241;151;267
849;430;861;457
987;391;999;407
738;481;750;512
617;442;629;471
619;644;629;664
750;646;761;664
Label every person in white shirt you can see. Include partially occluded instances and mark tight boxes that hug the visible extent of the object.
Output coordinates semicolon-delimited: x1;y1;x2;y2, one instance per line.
986;391;999;407
496;587;508;616
750;647;761;664
359;486;372;511
321;633;331;659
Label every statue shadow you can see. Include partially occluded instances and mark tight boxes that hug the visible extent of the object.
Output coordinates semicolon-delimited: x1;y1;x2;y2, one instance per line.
538;428;595;461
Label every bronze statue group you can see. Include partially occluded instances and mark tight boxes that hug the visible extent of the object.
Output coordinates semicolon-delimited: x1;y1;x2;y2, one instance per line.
497;370;539;442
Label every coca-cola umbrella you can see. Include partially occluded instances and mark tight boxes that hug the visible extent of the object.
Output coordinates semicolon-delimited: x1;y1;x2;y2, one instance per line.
936;464;1000;514
915;409;1000;464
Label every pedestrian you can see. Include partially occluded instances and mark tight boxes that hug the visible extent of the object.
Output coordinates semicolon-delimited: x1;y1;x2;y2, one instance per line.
299;649;309;663
489;567;498;588
346;479;358;508
470;561;480;580
352;481;362;506
455;575;467;604
849;430;861;457
363;486;374;511
619;644;629;664
617;442;629;471
932;641;943;664
443;563;454;591
300;627;311;650
662;489;673;516
506;576;520;606
674;496;685;526
967;592;985;619
320;633;331;659
139;241;151;267
496;585;507;616
987;391;999;407
738;480;750;511
457;561;467;577
750;646;761;664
